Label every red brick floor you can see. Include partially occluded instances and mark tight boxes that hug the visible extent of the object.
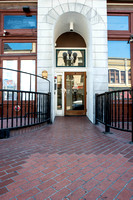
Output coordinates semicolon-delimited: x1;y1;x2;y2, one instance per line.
0;116;133;200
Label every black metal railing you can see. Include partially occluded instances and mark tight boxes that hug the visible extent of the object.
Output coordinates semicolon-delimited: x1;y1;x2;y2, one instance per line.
95;89;133;143
0;67;51;139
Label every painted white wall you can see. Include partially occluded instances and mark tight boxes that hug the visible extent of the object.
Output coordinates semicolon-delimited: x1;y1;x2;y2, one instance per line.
37;0;108;123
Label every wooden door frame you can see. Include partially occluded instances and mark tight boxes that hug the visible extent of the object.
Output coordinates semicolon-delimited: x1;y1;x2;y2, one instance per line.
64;72;86;116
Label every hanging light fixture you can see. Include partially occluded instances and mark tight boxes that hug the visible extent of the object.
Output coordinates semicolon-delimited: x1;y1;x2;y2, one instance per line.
63;51;77;66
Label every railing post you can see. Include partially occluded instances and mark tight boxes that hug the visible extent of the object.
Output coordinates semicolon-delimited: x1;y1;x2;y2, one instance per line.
104;92;110;133
48;92;51;124
95;93;98;124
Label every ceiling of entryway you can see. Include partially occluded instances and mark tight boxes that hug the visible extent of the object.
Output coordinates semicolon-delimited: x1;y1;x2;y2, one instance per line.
54;12;89;45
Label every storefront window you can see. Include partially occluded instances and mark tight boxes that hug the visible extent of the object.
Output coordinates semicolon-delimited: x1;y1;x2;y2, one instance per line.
108;41;131;90
3;60;17;100
4;15;37;29
20;60;35;93
4;43;36;54
107;16;129;30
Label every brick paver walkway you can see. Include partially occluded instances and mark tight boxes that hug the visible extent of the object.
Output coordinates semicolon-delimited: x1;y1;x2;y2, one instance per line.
0;116;133;200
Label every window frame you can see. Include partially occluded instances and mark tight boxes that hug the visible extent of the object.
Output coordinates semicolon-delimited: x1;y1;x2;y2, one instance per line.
56;49;86;68
108;69;119;84
108;10;133;88
107;14;130;32
0;55;37;103
0;11;37;36
2;39;37;55
121;71;126;84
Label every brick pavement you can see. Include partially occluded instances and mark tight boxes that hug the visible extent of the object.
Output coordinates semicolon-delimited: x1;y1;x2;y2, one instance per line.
0;116;133;200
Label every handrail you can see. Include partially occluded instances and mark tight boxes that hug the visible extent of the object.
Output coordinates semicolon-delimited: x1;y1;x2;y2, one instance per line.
0;89;51;138
0;67;51;139
0;67;50;92
95;89;133;143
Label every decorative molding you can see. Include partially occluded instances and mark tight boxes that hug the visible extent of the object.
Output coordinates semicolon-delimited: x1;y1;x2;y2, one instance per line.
46;3;105;25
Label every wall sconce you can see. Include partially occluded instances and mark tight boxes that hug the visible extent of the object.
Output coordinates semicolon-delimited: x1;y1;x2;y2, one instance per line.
42;70;48;79
23;6;30;13
128;34;133;43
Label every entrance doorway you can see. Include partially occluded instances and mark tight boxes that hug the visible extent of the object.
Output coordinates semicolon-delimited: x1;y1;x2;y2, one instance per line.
65;72;86;115
55;32;87;117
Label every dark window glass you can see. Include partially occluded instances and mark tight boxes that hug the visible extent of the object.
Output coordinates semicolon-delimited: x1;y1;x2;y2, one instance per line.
108;69;119;84
128;69;131;84
4;43;36;54
3;60;17;100
4;15;37;29
107;16;129;30
57;75;62;110
121;71;125;83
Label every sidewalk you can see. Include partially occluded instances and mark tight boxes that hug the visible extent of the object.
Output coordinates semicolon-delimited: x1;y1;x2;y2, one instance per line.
0;116;133;200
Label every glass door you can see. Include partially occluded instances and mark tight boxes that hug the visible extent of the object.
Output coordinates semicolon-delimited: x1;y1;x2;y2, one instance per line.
55;73;64;116
65;72;86;115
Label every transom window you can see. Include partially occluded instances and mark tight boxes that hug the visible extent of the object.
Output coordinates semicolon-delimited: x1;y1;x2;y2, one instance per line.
4;15;37;29
56;49;85;67
4;43;36;54
107;15;129;31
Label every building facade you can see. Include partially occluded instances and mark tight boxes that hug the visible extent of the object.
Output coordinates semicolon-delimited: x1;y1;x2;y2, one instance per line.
0;0;132;123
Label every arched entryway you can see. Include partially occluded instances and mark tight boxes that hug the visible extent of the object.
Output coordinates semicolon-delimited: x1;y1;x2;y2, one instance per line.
37;1;108;123
55;31;87;116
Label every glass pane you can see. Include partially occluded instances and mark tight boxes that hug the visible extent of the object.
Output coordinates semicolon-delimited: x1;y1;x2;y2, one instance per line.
107;16;129;30
4;43;36;54
57;75;62;110
121;71;125;83
3;60;17;100
4;15;37;29
108;41;131;90
20;60;35;93
57;50;85;67
128;69;131;84
66;74;84;111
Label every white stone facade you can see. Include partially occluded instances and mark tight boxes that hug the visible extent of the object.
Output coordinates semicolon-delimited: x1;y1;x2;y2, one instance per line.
37;0;108;123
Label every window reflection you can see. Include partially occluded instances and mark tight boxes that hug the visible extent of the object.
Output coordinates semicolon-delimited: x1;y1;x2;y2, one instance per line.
66;75;84;111
20;60;35;99
4;15;37;29
108;16;129;31
56;49;85;67
4;43;36;54
3;60;17;100
108;41;131;91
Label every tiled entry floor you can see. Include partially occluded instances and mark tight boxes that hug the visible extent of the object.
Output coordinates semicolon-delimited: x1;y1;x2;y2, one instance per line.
0;117;133;200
